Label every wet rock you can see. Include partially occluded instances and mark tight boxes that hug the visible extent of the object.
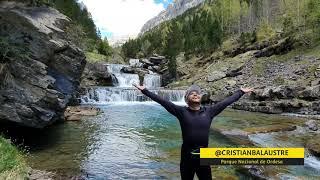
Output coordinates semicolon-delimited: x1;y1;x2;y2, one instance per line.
305;120;318;131
207;71;226;82
243;124;296;134
120;66;135;74
149;54;166;65
236;165;267;180
64;106;101;121
306;135;320;157
211;128;253;145
212;124;297;151
81;62;113;86
129;59;143;67
140;58;154;66
152;65;160;71
134;68;150;82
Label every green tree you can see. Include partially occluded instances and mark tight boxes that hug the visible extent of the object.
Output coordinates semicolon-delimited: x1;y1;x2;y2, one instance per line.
97;38;112;57
122;39;141;58
141;39;152;56
164;22;184;78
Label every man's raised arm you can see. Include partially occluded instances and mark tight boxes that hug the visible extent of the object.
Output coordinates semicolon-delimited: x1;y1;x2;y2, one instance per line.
133;84;183;118
209;88;253;117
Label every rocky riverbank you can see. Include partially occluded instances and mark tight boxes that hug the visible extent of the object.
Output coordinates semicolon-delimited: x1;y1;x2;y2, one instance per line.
210;109;320;179
163;36;320;116
0;2;86;128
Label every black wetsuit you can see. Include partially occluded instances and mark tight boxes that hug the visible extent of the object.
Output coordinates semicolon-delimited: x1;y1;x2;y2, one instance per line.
141;88;245;180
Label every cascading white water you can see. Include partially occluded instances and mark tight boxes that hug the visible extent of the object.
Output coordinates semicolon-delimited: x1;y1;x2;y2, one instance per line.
143;74;161;88
81;87;185;104
81;64;186;104
106;64;140;87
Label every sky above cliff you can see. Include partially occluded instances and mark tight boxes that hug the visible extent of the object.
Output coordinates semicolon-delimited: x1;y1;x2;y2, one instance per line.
81;0;173;44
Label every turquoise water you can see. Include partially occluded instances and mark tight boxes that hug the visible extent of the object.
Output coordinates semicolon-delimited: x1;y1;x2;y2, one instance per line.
24;103;320;179
25;103;241;179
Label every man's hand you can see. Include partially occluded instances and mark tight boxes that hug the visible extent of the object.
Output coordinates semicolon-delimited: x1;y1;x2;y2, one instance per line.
240;87;254;93
132;83;146;91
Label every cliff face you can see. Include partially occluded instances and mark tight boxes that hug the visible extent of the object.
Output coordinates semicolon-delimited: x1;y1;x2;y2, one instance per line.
0;2;86;128
139;0;204;35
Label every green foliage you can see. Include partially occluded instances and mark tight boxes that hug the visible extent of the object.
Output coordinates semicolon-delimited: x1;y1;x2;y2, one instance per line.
141;39;152;56
164;22;184;78
50;0;99;41
6;0;114;61
121;0;320;61
0;137;27;179
239;31;257;46
282;16;295;37
85;52;107;63
48;0;113;58
256;19;275;41
164;22;183;59
97;38;112;57
306;0;320;35
121;39;141;58
122;2;223;59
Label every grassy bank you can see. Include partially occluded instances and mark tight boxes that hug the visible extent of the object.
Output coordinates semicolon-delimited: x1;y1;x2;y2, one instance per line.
0;136;27;179
85;48;126;64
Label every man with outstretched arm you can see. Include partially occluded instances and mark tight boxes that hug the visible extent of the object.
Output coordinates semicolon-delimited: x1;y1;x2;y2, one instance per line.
133;83;253;180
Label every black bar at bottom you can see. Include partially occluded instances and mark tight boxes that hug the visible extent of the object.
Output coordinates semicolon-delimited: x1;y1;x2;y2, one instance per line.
200;158;304;165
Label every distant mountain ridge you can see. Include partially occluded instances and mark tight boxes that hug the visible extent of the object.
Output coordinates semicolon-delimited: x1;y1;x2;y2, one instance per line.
139;0;204;35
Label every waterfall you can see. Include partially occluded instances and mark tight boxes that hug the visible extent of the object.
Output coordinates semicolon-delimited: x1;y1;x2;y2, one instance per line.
81;87;185;104
106;64;139;87
143;74;161;88
81;64;186;104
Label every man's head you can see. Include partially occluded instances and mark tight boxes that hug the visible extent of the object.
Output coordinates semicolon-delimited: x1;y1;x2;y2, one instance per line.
184;84;202;104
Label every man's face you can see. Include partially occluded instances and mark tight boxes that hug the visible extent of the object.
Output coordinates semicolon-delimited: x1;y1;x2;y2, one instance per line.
187;91;201;104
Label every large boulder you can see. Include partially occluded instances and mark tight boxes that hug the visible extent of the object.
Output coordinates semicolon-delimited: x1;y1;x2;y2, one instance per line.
298;85;320;101
149;54;166;65
129;59;142;67
306;135;320;157
81;62;113;86
251;86;303;101
207;71;226;82
305;120;318;131
64;106;100;121
141;58;154;67
0;3;86;128
120;66;135;74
